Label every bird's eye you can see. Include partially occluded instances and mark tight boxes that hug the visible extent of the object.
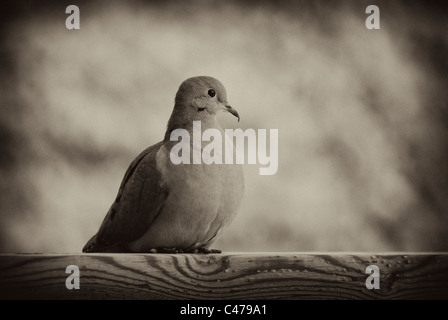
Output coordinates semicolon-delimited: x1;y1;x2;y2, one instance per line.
208;89;216;98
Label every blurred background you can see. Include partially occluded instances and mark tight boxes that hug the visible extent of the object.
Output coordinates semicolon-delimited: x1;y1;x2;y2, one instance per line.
1;0;447;253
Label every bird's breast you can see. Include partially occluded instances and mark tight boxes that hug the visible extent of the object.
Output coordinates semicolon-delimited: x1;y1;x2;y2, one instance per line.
157;143;244;212
136;141;244;249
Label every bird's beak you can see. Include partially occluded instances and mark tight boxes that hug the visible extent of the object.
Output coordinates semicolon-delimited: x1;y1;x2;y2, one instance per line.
225;104;240;122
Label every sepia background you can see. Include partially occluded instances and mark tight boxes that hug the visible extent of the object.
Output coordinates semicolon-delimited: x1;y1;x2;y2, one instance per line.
1;0;447;253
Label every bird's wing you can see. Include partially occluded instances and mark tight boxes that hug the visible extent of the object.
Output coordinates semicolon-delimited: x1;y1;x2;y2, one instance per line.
83;141;169;252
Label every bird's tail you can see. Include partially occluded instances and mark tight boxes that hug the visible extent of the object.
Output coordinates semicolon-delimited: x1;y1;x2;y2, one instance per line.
82;234;98;252
82;234;129;253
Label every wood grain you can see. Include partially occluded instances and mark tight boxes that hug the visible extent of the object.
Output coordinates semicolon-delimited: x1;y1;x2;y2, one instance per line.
0;253;447;299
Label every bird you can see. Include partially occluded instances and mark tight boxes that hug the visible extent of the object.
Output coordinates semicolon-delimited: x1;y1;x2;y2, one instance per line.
83;76;244;253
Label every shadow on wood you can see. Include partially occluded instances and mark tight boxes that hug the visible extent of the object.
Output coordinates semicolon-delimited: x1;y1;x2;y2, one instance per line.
0;253;447;299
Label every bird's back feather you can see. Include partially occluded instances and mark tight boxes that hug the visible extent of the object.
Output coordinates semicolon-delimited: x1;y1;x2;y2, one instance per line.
83;141;169;252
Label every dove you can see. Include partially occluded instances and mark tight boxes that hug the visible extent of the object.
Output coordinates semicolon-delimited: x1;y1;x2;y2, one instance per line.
83;76;244;253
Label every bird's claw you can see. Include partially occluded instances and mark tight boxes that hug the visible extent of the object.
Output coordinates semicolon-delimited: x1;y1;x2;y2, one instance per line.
148;247;222;254
195;247;222;254
149;247;182;253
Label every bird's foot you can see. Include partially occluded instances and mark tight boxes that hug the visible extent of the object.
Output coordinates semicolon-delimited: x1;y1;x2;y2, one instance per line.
193;247;222;254
148;247;221;254
149;247;184;253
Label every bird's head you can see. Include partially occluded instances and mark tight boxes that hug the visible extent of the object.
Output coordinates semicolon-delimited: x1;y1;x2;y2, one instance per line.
174;76;240;122
165;77;239;139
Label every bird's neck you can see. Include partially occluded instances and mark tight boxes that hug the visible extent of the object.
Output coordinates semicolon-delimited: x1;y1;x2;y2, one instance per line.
164;104;221;141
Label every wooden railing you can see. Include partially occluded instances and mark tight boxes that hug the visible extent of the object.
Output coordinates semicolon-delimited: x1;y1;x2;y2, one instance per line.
1;253;447;299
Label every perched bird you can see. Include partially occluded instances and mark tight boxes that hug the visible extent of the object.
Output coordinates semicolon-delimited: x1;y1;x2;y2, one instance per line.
83;76;244;253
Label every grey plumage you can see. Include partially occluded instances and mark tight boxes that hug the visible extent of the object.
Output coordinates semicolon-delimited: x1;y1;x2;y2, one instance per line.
83;76;244;253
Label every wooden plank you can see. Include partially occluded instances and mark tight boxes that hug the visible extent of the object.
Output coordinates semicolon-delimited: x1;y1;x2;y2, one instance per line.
0;253;447;299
